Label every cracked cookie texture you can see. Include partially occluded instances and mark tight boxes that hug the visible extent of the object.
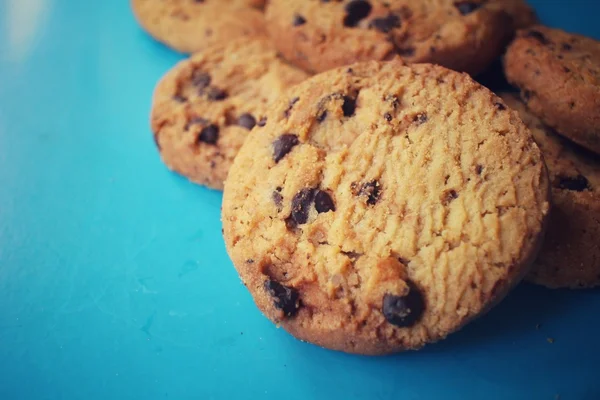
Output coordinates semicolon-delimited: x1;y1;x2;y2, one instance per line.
502;94;600;289
222;61;551;354
265;0;532;75
131;0;266;53
505;26;600;155
151;37;309;190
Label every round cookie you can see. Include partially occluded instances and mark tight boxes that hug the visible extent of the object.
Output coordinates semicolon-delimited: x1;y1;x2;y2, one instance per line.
505;26;600;155
265;0;521;75
131;0;265;53
151;38;309;190
502;93;600;289
222;61;551;355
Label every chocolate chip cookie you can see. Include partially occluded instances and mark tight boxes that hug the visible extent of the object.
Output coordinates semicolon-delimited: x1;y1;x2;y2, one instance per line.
265;0;525;75
505;26;600;155
502;93;600;289
131;0;265;53
151;37;309;190
222;61;551;354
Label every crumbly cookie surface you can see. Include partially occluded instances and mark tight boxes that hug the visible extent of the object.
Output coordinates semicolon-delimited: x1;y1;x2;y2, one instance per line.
223;61;550;354
505;26;600;155
131;0;265;53
502;93;600;289
151;38;309;190
265;0;525;75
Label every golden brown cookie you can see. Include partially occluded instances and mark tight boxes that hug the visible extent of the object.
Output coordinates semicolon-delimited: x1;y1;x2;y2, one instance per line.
265;0;522;75
222;61;551;355
502;93;600;289
151;37;309;190
505;26;600;155
131;0;265;53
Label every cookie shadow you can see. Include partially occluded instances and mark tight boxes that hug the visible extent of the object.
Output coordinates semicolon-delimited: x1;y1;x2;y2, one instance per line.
417;282;579;354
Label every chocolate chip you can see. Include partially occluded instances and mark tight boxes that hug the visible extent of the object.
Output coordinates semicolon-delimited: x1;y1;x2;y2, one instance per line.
272;191;283;209
342;95;357;117
284;97;300;118
293;14;307;26
475;164;484;175
192;71;211;88
495;102;506;111
397;47;415;57
237;113;256;130
173;94;187;103
284;216;297;231
562;42;573;51
384;112;392;122
317;110;328;122
290;188;315;225
382;281;425;327
414;113;428;125
184;116;208;131
357;180;381;205
525;30;550;45
206;87;228;101
557;175;590;192
257;117;267;127
264;280;300;317
197;124;219;144
343;0;372;27
369;14;400;33
441;189;458;205
272;134;299;163
454;2;481;15
314;190;335;213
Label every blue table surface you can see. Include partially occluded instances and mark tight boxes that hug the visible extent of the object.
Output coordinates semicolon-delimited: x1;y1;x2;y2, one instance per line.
1;1;599;399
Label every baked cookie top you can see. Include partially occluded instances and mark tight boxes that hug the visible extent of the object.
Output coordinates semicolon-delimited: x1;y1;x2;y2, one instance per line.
151;37;309;190
222;61;551;354
131;0;265;53
505;25;600;154
265;0;522;75
502;93;600;289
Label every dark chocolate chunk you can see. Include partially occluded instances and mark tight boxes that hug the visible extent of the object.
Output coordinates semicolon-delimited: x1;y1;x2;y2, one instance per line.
382;281;425;327
257;117;267;127
557;175;590;192
206;87;228;101
317;110;328;122
454;1;481;15
414;113;428;125
369;14;400;33
441;189;459;205
237;113;256;130
343;0;372;27
562;42;573;51
272;191;284;209
273;134;299;163
284;97;300;118
173;94;187;103
314;190;335;213
358;180;381;205
397;47;415;57
342;95;357;117
192;71;211;88
525;30;550;45
290;188;315;225
197;124;219;144
293;14;307;26
384;112;392;122
264;280;300;317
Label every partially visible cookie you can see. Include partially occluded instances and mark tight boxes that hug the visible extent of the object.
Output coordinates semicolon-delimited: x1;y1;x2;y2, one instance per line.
488;0;536;30
502;93;600;289
265;0;517;75
505;26;600;155
131;0;265;53
222;61;551;354
151;38;308;190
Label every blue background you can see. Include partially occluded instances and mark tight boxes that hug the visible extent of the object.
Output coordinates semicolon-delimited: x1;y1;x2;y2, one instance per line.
0;1;598;399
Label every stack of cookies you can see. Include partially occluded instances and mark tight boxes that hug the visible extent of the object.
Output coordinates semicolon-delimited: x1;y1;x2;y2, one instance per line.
132;0;599;355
